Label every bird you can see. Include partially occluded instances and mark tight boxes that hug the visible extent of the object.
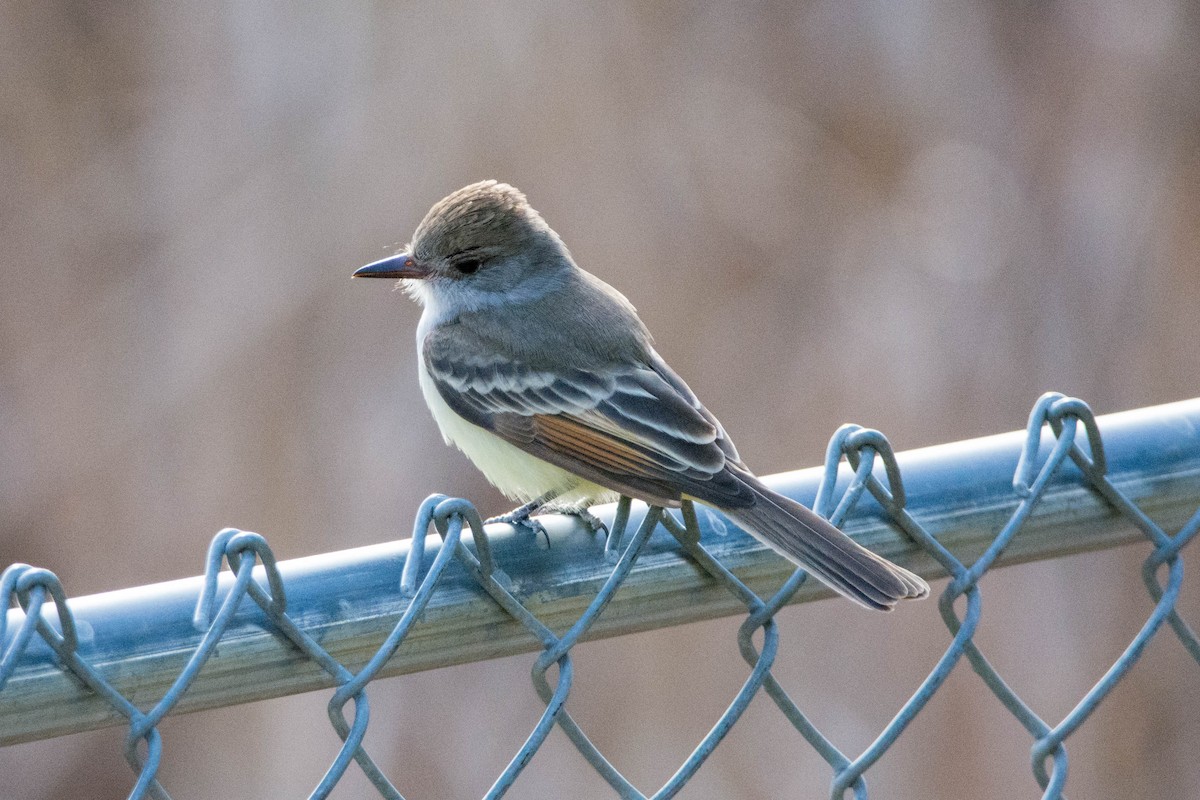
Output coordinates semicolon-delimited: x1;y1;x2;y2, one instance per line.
353;180;928;610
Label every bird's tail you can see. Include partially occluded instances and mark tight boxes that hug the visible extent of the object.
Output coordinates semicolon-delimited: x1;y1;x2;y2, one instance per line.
721;474;928;611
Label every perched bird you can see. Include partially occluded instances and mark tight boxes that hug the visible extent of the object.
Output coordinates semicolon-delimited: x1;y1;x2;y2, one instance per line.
354;181;928;610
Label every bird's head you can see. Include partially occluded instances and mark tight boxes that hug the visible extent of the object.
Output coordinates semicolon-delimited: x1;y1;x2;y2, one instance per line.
353;180;574;309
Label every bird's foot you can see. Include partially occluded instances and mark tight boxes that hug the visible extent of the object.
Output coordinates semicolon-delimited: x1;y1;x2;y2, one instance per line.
485;503;608;549
561;507;608;536
486;502;549;546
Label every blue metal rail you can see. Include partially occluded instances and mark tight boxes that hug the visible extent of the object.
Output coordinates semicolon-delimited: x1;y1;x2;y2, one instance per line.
2;394;1199;799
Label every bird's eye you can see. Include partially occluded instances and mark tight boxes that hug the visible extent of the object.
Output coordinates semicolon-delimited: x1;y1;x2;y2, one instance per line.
456;257;483;275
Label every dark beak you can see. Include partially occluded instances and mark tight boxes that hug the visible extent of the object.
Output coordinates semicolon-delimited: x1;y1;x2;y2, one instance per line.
352;252;432;279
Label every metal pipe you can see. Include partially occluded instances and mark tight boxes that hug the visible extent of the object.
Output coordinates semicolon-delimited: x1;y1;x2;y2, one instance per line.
2;398;1199;745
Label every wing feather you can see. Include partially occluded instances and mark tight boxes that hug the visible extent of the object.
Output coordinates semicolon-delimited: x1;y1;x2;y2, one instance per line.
424;326;753;508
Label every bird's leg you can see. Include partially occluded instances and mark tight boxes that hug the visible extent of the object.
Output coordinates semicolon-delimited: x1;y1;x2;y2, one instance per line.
485;491;610;548
560;507;608;536
485;491;559;543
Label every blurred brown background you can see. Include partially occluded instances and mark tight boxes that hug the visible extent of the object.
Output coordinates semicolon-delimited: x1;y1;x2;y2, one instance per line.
3;2;1199;798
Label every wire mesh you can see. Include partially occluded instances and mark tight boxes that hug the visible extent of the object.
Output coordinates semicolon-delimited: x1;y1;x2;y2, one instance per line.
2;392;1198;799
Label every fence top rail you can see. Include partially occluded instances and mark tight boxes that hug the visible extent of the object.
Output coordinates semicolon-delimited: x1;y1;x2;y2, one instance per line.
3;397;1199;746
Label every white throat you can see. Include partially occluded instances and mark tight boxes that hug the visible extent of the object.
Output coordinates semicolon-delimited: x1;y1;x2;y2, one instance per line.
409;270;568;345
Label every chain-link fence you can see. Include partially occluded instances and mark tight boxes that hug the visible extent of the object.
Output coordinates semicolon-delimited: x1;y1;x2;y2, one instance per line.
3;393;1199;799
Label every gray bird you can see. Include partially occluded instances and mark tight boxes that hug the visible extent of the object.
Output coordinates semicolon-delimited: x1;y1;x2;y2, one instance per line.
354;180;928;610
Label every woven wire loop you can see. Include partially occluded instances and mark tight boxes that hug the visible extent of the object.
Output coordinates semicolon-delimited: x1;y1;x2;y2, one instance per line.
1;393;1197;799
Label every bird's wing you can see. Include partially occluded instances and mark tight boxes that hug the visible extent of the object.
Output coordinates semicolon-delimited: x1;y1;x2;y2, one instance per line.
423;327;754;509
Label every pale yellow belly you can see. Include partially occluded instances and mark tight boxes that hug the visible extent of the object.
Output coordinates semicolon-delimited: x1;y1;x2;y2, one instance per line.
417;361;616;509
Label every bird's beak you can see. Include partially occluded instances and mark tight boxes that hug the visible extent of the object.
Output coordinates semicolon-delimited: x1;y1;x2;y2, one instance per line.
352;252;432;280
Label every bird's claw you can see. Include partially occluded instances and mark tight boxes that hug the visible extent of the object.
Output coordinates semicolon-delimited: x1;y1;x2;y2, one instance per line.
485;505;608;549
486;508;550;546
566;508;608;536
